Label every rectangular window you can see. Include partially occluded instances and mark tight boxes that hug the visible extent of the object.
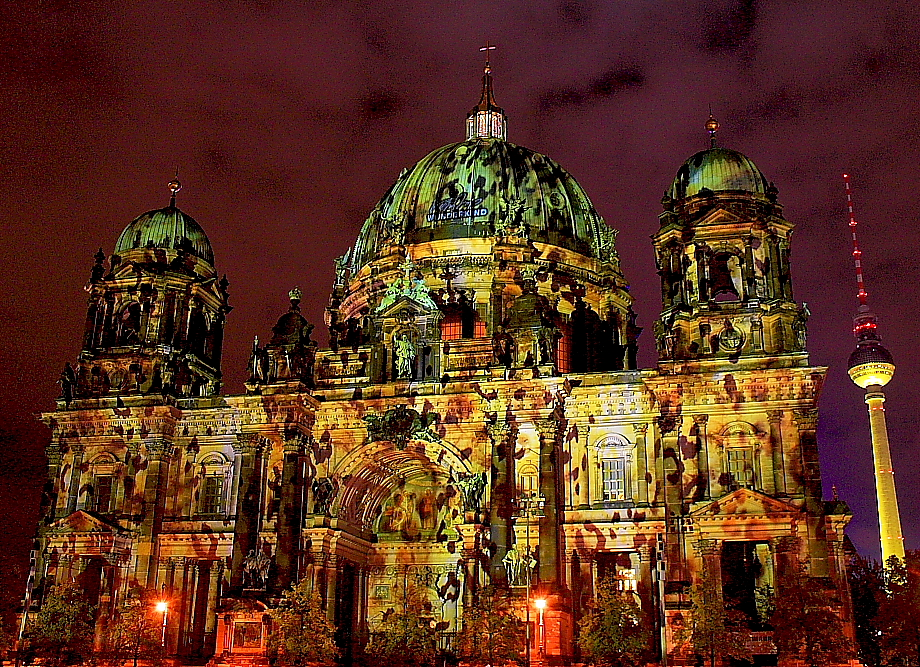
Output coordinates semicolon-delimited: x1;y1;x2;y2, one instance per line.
727;449;754;488
94;476;113;513
601;458;627;501
201;476;225;515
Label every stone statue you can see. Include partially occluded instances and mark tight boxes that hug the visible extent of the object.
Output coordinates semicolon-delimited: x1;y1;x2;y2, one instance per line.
454;471;487;513
793;302;810;350
502;545;537;586
311;477;336;515
394;333;416;379
491;326;514;368
242;547;271;589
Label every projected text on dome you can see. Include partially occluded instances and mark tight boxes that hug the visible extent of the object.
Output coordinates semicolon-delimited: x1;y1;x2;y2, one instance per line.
427;192;489;222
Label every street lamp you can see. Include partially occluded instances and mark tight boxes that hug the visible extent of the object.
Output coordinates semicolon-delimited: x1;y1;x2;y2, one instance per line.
516;492;544;667
155;601;168;647
534;598;546;658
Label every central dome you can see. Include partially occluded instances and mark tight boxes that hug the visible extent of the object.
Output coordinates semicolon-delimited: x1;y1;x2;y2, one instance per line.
346;138;608;271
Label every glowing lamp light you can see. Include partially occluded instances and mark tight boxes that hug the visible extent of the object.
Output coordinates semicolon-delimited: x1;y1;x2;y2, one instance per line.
534;598;547;610
156;601;168;613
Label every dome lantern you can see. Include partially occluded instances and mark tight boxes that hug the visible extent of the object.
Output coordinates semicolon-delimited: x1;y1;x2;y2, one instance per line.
466;46;507;141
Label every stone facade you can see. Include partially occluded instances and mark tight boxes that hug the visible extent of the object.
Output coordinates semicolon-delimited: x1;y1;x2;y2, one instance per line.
32;88;854;666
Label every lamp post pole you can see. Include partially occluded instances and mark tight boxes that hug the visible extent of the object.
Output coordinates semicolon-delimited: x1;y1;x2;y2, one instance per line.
517;492;544;667
156;601;169;648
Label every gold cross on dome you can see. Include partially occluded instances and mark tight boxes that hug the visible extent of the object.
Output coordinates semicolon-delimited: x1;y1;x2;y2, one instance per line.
479;42;497;70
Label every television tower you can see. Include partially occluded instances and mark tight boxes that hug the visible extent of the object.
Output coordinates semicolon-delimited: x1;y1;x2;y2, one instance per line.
843;174;904;565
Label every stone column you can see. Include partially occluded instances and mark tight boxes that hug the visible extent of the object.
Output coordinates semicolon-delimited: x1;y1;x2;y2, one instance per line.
178;442;199;518
793;409;821;510
768;411;787;496
693;539;722;590
632;424;650;505
205;560;223;638
274;433;306;592
66;444;86;515
692;415;710;501
42;442;64;521
460;549;479;607
138;439;175;588
535;418;563;590
118;443;140;517
229;434;266;592
324;554;339;623
486;421;516;584
743;236;756;300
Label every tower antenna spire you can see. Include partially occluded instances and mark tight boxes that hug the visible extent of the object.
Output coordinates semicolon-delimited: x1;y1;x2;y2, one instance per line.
844;172;904;566
705;107;719;148
466;43;506;141
843;173;869;311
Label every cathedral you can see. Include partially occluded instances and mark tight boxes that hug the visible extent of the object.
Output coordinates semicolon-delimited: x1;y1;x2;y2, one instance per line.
33;63;855;666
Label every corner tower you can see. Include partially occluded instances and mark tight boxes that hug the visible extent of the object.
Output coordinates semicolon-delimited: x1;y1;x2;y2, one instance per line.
843;174;904;564
653;116;808;368
62;179;231;406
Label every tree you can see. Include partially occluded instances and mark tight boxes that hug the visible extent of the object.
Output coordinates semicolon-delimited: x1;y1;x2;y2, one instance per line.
366;582;437;667
577;577;651;667
683;575;750;667
875;552;920;666
268;578;338;666
849;554;885;667
98;588;165;667
21;582;95;667
455;585;525;667
771;567;853;667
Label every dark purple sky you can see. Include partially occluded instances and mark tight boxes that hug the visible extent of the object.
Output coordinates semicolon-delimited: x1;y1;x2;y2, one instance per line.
1;0;918;569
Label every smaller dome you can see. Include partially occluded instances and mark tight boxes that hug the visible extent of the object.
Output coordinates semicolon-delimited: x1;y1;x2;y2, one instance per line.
670;148;771;200
114;206;214;265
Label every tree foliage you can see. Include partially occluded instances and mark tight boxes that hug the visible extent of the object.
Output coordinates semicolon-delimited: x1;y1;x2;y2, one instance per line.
366;582;437;667
874;553;920;666
268;579;338;666
21;582;95;667
98;588;165;667
455;585;525;667
771;567;853;667
683;574;750;667
850;554;885;667
577;577;651;667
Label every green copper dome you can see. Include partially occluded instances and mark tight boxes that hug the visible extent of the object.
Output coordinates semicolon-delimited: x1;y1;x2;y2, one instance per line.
114;205;214;265
670;147;770;200
346;139;609;270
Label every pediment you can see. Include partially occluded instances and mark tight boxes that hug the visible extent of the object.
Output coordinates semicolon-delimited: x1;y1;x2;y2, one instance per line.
691;488;800;518
695;207;749;228
47;510;129;535
376;294;440;319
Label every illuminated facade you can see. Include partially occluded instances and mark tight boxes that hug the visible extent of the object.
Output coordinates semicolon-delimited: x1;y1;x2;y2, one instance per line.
33;69;856;665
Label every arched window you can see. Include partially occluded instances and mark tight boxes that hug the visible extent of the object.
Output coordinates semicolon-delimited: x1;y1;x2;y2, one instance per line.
88;454;117;514
518;464;539;498
197;453;230;517
593;434;634;503
718;422;763;491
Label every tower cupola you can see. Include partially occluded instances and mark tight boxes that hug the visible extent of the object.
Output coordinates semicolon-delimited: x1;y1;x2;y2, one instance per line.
465;49;507;141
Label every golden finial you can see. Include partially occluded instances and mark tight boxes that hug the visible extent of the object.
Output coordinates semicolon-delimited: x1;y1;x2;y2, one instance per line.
168;168;182;206
706;108;719;148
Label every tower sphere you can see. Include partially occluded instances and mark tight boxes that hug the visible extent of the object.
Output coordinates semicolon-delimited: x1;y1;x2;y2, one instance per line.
848;340;895;388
